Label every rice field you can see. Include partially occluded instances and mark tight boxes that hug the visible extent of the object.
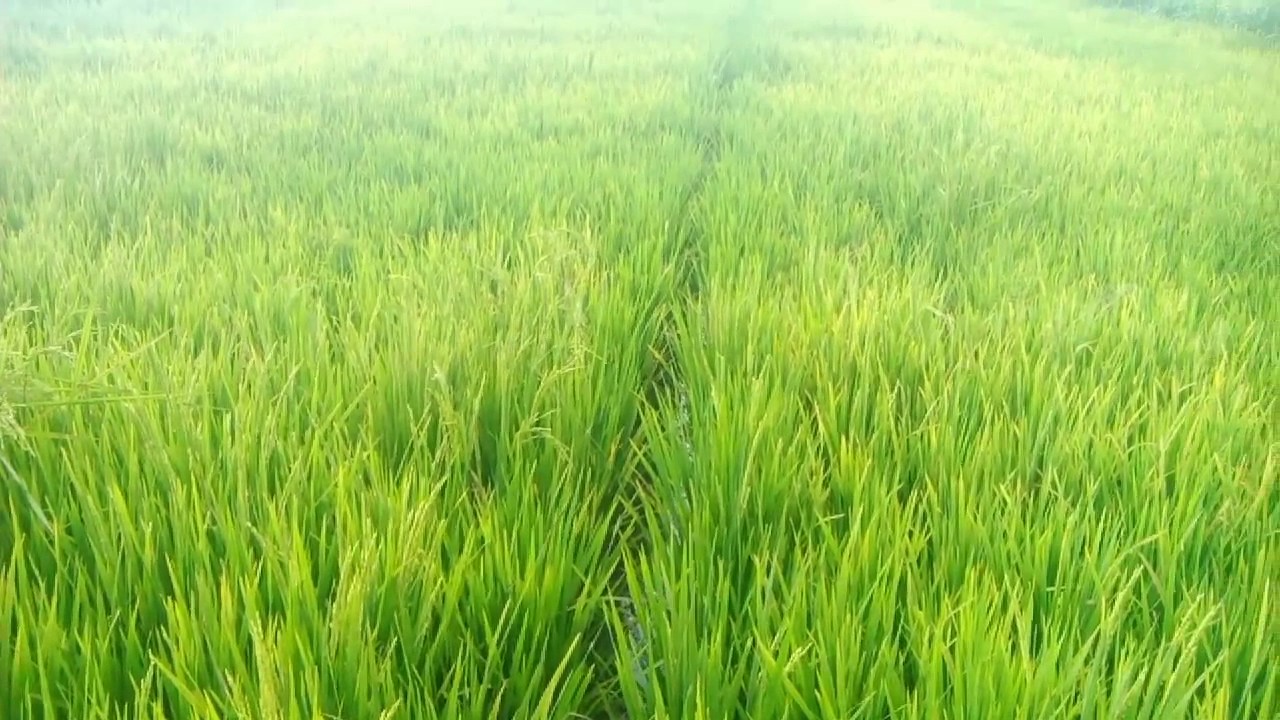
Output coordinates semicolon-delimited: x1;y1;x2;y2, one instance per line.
0;0;1276;717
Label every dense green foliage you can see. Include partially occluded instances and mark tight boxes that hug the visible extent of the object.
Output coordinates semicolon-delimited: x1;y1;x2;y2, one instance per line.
1;0;1276;717
1092;0;1280;36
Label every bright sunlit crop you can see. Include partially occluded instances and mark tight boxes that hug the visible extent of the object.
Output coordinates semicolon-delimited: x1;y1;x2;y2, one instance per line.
1;0;1276;718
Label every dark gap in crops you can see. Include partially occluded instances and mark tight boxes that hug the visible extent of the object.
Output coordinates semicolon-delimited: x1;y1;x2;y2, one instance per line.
592;1;772;708
616;0;754;553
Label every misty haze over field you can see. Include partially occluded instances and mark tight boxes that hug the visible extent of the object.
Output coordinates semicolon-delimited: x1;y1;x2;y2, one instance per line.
1;1;1276;718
